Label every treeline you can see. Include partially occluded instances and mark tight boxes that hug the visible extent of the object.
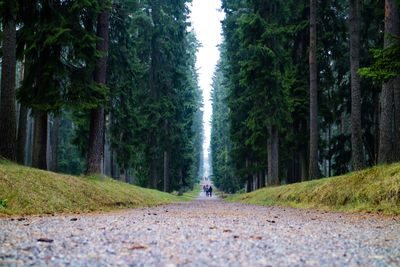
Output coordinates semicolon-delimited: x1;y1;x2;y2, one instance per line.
211;0;400;193
0;0;204;192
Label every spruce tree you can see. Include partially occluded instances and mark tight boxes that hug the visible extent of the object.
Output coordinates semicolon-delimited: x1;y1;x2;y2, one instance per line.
0;2;17;161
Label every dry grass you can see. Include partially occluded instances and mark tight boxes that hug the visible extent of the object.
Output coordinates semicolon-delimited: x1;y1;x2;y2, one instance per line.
226;163;400;215
0;160;199;216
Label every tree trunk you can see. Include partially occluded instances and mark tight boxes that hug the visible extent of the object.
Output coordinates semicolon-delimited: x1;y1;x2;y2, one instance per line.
390;1;400;161
300;119;309;181
267;125;280;185
51;117;60;172
32;112;48;170
349;0;365;170
149;159;157;189
260;169;266;188
26;111;33;166
148;1;161;188
178;167;183;196
253;172;258;191
379;0;399;164
17;106;28;165
394;79;400;161
103;112;108;175
0;17;17;161
16;61;27;165
286;152;294;184
328;125;332;176
163;151;170;192
46;115;51;170
110;150;115;178
86;9;110;174
86;107;105;174
246;178;252;193
163;119;169;192
374;92;380;164
309;0;319;179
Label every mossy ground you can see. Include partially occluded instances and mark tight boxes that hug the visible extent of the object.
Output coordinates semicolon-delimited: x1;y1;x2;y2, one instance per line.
0;160;200;216
226;163;400;215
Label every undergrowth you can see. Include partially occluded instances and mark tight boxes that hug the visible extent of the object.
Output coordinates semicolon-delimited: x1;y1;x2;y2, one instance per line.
0;159;199;216
226;163;400;215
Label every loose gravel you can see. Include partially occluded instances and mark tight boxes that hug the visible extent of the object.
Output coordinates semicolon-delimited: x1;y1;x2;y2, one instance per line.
1;192;400;266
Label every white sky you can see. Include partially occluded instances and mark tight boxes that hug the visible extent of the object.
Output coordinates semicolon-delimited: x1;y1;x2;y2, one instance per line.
189;0;224;177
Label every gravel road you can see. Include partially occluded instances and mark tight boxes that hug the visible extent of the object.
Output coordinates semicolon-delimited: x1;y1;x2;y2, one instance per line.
1;191;400;266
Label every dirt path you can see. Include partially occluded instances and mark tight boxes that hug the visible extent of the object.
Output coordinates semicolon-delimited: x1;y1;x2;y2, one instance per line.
1;192;399;266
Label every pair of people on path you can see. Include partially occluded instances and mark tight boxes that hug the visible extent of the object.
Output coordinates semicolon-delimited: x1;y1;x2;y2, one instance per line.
202;184;213;197
203;184;208;193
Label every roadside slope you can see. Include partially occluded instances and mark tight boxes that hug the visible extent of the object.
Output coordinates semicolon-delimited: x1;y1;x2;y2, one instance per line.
0;160;199;216
226;163;400;214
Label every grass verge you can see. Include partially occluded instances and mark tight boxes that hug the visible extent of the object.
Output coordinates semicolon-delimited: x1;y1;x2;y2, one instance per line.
226;163;400;215
0;160;199;216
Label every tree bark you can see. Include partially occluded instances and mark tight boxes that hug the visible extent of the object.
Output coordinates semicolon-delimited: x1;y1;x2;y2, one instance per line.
17;106;28;165
328;125;332;176
252;162;258;191
148;1;161;188
260;169;266;188
390;2;400;161
300;119;309;181
86;9;110;174
0;17;17;161
46;115;51;170
267;125;280;185
149;159;157;189
394;79;400;161
163;151;169;192
32;112;48;170
349;0;365;170
178;167;183;196
110;150;115;178
16;61;27;165
51;117;60;172
374;92;380;164
163;119;169;192
379;0;398;164
26;112;34;166
309;0;319;179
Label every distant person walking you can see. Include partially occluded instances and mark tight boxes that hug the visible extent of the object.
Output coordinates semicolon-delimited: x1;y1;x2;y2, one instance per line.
208;185;213;197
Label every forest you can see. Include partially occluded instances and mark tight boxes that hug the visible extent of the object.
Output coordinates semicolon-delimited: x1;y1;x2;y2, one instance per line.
211;0;400;193
0;0;204;193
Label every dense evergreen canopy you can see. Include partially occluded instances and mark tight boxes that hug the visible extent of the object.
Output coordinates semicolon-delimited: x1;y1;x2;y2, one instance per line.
0;0;203;193
211;0;399;193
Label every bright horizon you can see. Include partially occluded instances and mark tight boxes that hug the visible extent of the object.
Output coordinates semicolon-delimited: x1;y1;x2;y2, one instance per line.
189;0;224;178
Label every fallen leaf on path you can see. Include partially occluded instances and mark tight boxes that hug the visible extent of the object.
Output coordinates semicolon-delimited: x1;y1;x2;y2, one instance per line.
37;238;54;243
223;229;232;232
250;235;262;240
129;245;148;250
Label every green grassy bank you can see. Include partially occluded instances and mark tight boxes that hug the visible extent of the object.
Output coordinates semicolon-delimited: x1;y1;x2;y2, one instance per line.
0;160;200;216
226;163;400;215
